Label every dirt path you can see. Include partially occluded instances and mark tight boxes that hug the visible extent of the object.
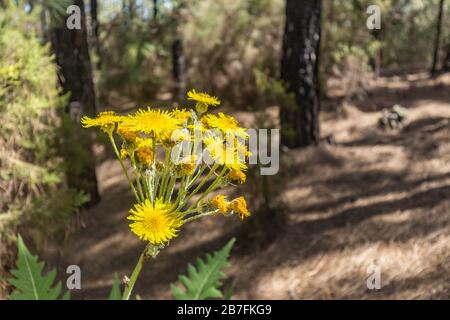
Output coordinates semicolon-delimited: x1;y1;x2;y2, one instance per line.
45;72;450;299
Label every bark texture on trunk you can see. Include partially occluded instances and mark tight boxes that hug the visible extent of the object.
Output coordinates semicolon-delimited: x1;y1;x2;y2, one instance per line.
153;0;158;19
280;0;321;148
51;0;97;117
443;42;450;71
431;0;445;73
90;0;102;69
172;35;186;102
51;0;100;205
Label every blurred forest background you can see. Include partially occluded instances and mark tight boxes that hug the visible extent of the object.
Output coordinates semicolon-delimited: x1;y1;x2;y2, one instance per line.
1;0;449;299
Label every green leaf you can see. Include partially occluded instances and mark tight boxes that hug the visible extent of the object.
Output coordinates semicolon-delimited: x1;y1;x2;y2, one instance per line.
223;281;235;300
7;235;68;300
42;0;75;24
171;238;235;300
108;273;122;300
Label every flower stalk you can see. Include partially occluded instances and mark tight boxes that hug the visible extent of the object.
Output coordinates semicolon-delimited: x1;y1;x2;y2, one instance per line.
81;91;252;299
122;245;151;300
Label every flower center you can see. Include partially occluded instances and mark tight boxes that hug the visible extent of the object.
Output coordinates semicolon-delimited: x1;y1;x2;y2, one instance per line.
142;214;166;232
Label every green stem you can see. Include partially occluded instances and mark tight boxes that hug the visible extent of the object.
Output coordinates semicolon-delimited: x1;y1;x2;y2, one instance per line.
181;207;200;216
158;149;171;198
179;164;218;210
143;171;151;200
153;174;160;203
165;175;177;202
122;245;148;300
174;176;187;207
109;134;140;201
183;210;218;224
186;164;207;190
131;155;145;201
147;172;154;204
185;167;227;212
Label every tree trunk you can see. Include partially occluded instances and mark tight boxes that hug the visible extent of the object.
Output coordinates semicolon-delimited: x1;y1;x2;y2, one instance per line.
90;0;102;69
153;0;158;19
370;28;383;78
443;41;450;71
172;35;186;102
128;0;136;20
431;0;445;73
280;0;321;148
51;0;100;205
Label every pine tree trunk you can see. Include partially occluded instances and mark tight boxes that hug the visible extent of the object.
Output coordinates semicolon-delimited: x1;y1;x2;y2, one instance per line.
443;42;450;71
431;0;445;73
172;35;186;102
153;0;158;19
370;28;383;78
280;0;321;148
51;0;100;205
127;0;136;20
90;0;102;69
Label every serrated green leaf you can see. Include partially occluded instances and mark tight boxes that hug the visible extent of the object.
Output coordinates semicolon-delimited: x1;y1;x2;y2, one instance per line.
171;238;235;300
108;273;122;300
223;281;235;300
62;291;71;300
7;235;68;300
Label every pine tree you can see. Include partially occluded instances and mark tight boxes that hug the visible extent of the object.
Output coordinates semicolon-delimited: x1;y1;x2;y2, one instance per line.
280;0;322;148
50;0;100;205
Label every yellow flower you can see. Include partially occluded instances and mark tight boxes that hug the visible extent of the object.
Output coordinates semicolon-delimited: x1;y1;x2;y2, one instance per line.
223;140;248;170
210;195;230;215
187;90;221;107
122;108;183;139
171;128;192;143
236;141;251;159
202;112;248;139
203;135;226;164
128;198;183;245
177;155;197;176
117;123;138;142
203;135;248;170
231;196;250;220
120;148;129;160
225;158;247;171
188;121;208;133
81;111;123;133
161;128;191;148
172;108;192;122
135;137;154;166
228;169;246;184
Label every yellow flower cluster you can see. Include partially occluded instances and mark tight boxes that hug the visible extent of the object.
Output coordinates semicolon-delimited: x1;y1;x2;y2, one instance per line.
209;195;250;220
188;89;220;114
81;111;123;134
128;199;182;245
81;91;251;251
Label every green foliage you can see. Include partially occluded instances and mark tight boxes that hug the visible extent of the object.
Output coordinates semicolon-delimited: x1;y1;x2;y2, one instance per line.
0;4;87;249
98;0;284;108
253;68;296;110
7;241;124;300
171;238;235;300
183;0;283;108
7;235;69;300
322;0;450;73
6;237;236;300
41;0;75;24
96;0;450;105
109;273;122;300
223;282;235;300
98;3;171;101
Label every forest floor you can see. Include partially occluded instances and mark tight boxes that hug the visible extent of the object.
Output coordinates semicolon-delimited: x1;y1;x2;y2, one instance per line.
44;71;450;299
